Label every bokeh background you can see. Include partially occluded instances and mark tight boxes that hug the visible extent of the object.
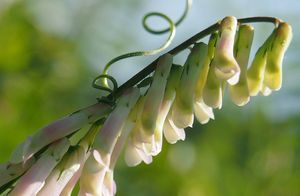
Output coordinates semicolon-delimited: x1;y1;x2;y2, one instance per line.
0;0;300;195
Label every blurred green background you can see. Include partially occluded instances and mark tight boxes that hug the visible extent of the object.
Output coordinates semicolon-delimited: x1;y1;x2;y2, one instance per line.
0;0;299;195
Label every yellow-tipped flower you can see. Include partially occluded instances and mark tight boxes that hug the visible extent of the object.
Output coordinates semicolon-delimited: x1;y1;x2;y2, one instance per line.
229;25;254;106
247;29;276;96
264;22;292;90
212;16;240;85
171;42;208;128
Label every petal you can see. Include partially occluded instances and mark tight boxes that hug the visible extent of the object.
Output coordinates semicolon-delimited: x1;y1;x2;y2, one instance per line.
193;101;214;124
260;84;272;96
229;83;250;106
124;137;143;167
163;115;186;144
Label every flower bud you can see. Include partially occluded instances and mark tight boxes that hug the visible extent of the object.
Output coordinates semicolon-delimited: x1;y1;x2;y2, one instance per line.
9;139;70;196
229;25;254;106
264;22;292;90
247;30;275;96
212;16;240;85
172;42;208;128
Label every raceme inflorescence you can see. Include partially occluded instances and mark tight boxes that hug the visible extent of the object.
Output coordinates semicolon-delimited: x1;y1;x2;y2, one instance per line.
0;2;292;196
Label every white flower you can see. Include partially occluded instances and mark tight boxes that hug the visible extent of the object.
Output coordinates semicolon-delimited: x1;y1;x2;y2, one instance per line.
171;42;208;128
212;16;240;85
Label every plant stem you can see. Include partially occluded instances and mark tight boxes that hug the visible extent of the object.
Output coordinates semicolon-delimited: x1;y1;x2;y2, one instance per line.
109;16;279;99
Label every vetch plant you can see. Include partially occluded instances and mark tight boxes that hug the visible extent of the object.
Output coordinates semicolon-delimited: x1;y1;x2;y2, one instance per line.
0;0;293;195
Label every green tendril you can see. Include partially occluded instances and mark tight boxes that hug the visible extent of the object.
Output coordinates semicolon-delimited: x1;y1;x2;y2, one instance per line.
92;0;192;93
92;74;118;94
142;0;193;34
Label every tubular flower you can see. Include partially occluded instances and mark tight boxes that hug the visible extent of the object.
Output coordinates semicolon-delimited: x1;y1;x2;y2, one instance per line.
229;24;254;106
264;22;292;90
8;139;70;196
141;54;173;136
171;42;208;128
194;32;218;123
212;16;240;85
162;65;186;143
134;54;173;156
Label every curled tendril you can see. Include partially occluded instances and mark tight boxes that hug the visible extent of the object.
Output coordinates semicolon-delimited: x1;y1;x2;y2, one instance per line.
92;74;118;94
143;0;193;34
92;0;193;94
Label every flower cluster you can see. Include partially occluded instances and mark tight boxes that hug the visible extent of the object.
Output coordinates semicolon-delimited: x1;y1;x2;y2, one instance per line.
0;16;292;196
